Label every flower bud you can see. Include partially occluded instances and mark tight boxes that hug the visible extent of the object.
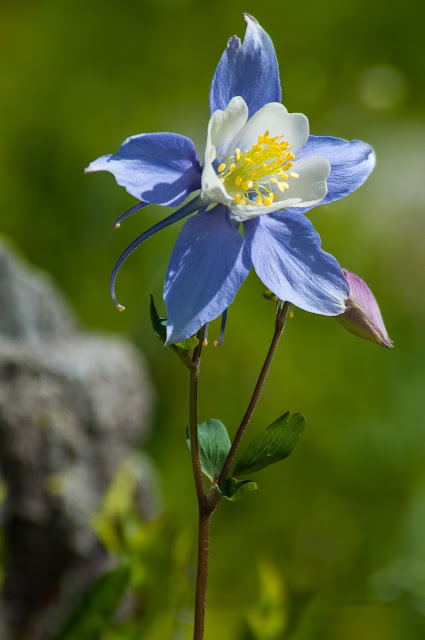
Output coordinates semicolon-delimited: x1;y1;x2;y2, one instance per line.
337;270;393;348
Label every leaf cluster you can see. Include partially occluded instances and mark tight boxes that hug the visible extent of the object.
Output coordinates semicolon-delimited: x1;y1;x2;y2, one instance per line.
187;413;305;501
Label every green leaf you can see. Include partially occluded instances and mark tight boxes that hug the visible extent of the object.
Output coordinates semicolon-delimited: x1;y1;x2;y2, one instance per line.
175;335;199;351
263;288;278;302
53;565;131;640
234;412;305;476
217;477;258;501
150;295;198;352
150;295;167;342
186;419;231;482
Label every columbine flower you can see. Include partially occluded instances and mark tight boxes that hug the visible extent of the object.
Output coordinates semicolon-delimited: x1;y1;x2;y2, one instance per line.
85;14;375;345
337;270;393;348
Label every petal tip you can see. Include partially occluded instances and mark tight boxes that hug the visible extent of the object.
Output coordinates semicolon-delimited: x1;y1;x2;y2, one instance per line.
243;12;258;24
227;34;241;49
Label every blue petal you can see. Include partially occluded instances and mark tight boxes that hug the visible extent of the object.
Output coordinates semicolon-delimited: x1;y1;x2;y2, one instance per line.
286;136;375;214
85;132;202;207
111;195;204;310
209;14;281;118
164;205;251;344
244;212;349;315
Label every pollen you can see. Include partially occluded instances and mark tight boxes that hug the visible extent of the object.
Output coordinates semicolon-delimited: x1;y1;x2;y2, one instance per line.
216;132;299;207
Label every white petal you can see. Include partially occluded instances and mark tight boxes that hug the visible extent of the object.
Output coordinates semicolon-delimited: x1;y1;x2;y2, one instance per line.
277;156;330;206
229;156;330;222
231;102;309;156
229;199;293;222
207;96;249;157
201;97;249;206
201;161;233;206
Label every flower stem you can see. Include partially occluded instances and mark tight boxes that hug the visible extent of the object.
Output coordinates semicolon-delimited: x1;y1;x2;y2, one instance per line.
212;301;290;496
189;327;207;509
190;304;289;638
193;508;211;640
188;326;215;640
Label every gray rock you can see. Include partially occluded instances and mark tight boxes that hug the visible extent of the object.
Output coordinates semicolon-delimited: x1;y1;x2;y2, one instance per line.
0;240;156;639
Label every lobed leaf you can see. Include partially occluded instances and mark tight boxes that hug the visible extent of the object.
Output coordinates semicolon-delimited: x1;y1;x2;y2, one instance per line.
175;335;199;351
186;419;231;482
217;477;258;501
234;412;305;476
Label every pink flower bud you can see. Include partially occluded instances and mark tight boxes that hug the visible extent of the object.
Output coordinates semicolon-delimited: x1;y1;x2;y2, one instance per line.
337;270;393;348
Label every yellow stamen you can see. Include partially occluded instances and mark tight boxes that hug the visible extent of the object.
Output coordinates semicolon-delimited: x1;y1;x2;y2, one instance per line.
289;172;299;178
215;131;296;208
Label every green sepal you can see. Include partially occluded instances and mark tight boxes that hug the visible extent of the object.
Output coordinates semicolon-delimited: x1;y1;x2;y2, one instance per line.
150;295;167;342
186;419;231;482
52;565;131;640
217;477;258;501
234;412;305;476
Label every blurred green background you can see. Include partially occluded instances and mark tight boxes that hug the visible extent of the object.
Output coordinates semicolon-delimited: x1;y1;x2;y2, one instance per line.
1;0;424;638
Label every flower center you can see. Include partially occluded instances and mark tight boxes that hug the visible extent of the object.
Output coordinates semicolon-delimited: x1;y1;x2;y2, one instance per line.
216;131;299;206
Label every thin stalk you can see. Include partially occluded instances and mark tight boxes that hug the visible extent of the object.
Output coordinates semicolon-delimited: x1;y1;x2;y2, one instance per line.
190;303;289;637
188;326;213;640
211;301;290;498
193;509;211;640
189;326;207;508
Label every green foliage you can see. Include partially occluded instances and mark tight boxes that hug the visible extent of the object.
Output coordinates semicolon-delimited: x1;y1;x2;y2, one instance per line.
186;419;231;482
217;477;258;501
234;413;305;476
263;288;278;302
175;335;199;351
241;561;288;640
53;566;130;640
92;457;193;640
150;294;198;354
